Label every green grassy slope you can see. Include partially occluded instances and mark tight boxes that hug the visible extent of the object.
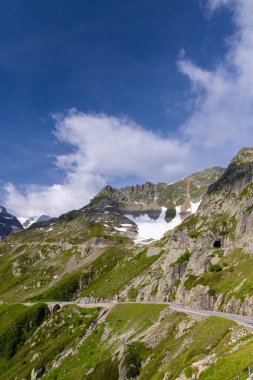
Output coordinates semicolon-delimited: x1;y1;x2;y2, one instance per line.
0;218;136;303
0;304;99;380
2;302;251;380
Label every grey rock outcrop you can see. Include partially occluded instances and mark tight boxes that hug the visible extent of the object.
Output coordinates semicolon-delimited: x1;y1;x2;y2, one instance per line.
0;206;23;240
31;365;45;380
93;167;225;221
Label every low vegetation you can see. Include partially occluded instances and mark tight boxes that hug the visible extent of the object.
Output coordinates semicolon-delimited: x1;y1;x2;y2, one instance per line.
1;302;252;380
171;250;191;267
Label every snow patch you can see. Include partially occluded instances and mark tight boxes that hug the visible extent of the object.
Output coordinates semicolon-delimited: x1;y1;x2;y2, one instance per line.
18;215;51;228
126;206;182;244
113;223;132;233
114;226;127;232
167;177;185;185
17;217;29;225
187;200;201;214
18;216;39;228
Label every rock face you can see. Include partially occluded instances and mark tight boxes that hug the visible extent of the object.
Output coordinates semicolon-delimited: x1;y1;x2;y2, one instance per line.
93;167;225;221
31;365;45;380
84;167;224;243
0;206;23;240
120;148;253;315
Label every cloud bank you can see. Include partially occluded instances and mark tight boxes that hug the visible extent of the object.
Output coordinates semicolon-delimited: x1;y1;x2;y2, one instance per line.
4;113;189;217
4;0;253;217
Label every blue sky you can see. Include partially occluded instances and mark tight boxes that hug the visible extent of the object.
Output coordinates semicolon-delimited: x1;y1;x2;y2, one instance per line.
1;0;252;217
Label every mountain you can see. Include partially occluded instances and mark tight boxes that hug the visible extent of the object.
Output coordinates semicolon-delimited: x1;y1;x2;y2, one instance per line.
18;214;52;229
94;167;225;219
0;166;225;303
0;206;23;240
2;157;253;379
121;148;253;314
88;167;225;243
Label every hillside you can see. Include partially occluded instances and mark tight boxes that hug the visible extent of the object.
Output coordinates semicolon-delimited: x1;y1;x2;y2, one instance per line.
121;148;253;315
1;302;253;380
0;167;224;304
2;152;253;379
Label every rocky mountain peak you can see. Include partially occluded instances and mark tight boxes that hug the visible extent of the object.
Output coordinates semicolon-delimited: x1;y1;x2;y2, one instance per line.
0;206;7;213
208;149;253;194
95;167;225;210
99;185;115;195
0;206;23;240
231;147;253;165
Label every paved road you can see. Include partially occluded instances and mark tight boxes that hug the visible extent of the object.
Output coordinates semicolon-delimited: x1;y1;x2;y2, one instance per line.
168;302;253;329
33;300;253;329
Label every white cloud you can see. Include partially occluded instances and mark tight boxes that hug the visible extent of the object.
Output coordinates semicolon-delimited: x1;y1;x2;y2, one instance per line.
3;0;253;217
4;173;104;218
207;0;234;12
54;111;190;180
4;112;189;217
177;0;253;164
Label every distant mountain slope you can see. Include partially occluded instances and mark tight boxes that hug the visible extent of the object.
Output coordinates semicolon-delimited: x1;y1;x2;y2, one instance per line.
18;215;51;229
94;167;225;218
0;206;23;240
91;167;225;243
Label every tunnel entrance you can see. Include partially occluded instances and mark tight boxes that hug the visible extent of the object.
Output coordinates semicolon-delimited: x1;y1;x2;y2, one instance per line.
213;240;222;248
52;304;61;313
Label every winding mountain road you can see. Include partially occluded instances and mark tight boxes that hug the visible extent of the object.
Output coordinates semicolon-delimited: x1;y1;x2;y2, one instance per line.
35;300;253;329
168;302;253;329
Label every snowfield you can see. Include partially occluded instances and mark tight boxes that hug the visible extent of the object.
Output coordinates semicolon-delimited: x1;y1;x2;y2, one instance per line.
126;201;201;244
188;201;201;214
125;206;181;244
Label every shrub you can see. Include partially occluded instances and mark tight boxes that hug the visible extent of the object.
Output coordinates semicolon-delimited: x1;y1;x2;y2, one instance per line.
208;288;216;297
184;275;198;291
189;230;201;238
185;366;198;378
171;250;191;267
128;287;138;301
210;264;222;272
86;359;119;380
165;202;176;221
125;352;142;379
184;366;193;378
